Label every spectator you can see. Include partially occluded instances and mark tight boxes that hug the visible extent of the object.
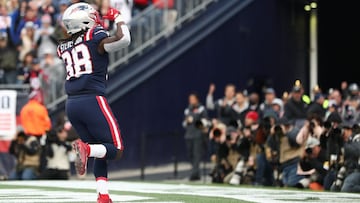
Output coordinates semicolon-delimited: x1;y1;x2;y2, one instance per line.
271;98;284;119
0;31;18;84
11;2;41;47
341;96;359;125
248;91;260;112
19;21;37;62
152;0;177;35
244;110;259;128
98;0;116;31
259;87;277;115
340;81;350;101
40;48;65;104
26;58;47;86
38;0;57;26
110;0;133;25
307;93;326;119
20;90;51;138
8;131;41;180
206;83;236;126
133;0;150;14
231;91;250;127
284;84;308;128
9;0;28;46
40;126;72;180
328;89;343;113
0;3;11;33
53;0;70;40
17;51;35;84
35;14;57;57
182;93;209;181
347;83;359;100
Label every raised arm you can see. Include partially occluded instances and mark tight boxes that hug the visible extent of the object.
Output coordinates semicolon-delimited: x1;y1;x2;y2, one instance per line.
98;8;131;54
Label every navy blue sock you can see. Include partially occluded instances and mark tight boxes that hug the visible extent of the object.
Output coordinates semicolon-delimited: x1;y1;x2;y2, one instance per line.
94;159;108;178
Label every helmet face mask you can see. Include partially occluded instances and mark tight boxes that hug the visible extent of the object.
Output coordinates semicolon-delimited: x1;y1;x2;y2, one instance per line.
62;2;99;35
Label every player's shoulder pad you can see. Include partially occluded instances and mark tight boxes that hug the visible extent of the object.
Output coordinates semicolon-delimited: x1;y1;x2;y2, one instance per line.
84;26;109;42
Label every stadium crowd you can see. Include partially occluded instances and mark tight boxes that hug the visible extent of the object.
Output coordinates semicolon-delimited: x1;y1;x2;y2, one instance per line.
0;0;175;103
183;80;360;193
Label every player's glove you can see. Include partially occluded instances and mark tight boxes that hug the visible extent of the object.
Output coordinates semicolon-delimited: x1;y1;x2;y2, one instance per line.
103;7;124;24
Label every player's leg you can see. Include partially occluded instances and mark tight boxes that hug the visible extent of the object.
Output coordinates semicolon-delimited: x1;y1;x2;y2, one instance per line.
94;159;113;202
86;95;124;160
66;97;97;175
84;95;124;202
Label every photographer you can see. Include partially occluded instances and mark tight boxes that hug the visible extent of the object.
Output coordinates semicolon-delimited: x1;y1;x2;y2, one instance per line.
206;83;236;125
331;123;360;193
182;93;209;181
228;125;256;185
253;113;276;186
209;126;241;183
298;136;328;190
8;132;41;180
40;126;72;180
296;114;325;146
266;117;305;187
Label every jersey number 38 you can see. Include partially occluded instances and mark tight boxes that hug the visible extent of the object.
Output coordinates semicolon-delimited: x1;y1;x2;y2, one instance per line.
61;44;93;80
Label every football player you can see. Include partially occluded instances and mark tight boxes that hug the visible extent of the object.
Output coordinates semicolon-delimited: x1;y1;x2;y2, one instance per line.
57;2;130;203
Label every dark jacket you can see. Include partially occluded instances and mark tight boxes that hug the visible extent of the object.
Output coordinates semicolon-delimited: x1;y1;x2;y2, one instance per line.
183;104;208;139
284;98;308;121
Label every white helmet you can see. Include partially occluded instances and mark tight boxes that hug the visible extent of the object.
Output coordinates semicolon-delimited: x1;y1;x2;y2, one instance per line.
62;2;99;35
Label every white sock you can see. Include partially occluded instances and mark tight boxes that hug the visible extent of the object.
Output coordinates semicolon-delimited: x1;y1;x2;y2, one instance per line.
89;144;107;158
96;177;109;195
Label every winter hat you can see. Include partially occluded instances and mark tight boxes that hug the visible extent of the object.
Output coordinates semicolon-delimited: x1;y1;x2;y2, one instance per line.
245;111;259;122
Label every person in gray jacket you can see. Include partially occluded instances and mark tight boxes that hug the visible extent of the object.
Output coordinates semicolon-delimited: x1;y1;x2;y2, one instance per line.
183;93;209;181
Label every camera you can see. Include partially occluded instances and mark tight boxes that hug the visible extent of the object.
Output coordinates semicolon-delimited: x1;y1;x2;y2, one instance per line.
309;121;315;130
324;121;332;129
213;128;222;138
195;118;211;129
226;134;232;141
272;125;285;139
305;147;313;155
274;125;283;134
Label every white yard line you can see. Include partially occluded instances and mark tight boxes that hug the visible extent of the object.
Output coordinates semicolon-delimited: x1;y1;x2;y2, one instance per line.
1;180;360;203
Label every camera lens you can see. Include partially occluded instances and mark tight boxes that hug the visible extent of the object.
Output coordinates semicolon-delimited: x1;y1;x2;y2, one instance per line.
305;148;312;154
213;128;222;137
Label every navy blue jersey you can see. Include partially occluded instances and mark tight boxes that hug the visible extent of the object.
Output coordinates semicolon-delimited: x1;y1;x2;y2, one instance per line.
57;26;109;96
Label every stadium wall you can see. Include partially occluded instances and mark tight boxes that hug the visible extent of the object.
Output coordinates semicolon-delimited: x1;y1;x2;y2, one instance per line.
107;0;308;170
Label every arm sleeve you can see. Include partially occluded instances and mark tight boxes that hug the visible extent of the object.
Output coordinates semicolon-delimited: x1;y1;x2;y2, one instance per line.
296;125;309;145
206;95;215;110
104;24;131;52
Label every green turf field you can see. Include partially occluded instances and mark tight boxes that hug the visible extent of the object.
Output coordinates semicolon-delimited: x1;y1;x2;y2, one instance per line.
0;180;359;203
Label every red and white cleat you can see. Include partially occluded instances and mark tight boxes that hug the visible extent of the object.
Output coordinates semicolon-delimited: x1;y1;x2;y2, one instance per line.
97;193;113;203
73;139;88;176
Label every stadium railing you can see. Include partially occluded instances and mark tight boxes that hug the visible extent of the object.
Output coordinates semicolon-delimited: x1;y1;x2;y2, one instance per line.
46;0;217;111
